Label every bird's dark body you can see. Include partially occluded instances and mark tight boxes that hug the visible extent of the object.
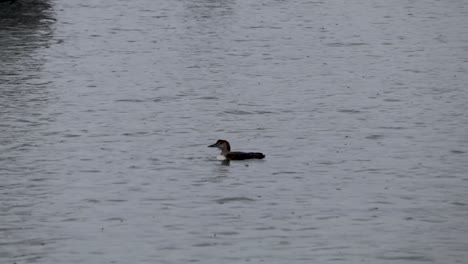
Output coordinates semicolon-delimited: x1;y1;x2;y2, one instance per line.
226;152;265;160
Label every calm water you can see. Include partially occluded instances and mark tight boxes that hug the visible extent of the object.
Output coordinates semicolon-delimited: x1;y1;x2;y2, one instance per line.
1;0;468;263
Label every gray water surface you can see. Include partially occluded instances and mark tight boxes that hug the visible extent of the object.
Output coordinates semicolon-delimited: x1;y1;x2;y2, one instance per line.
1;0;468;263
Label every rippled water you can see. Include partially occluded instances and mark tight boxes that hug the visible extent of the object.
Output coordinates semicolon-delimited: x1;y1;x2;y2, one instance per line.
1;0;468;263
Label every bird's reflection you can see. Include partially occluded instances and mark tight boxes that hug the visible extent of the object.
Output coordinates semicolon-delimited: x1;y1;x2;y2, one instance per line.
0;0;55;147
183;0;235;21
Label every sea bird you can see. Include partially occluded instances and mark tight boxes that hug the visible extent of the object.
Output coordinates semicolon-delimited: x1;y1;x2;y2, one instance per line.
208;139;265;160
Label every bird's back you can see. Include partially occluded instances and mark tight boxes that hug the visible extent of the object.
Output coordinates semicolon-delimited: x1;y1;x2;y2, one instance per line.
226;152;265;160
